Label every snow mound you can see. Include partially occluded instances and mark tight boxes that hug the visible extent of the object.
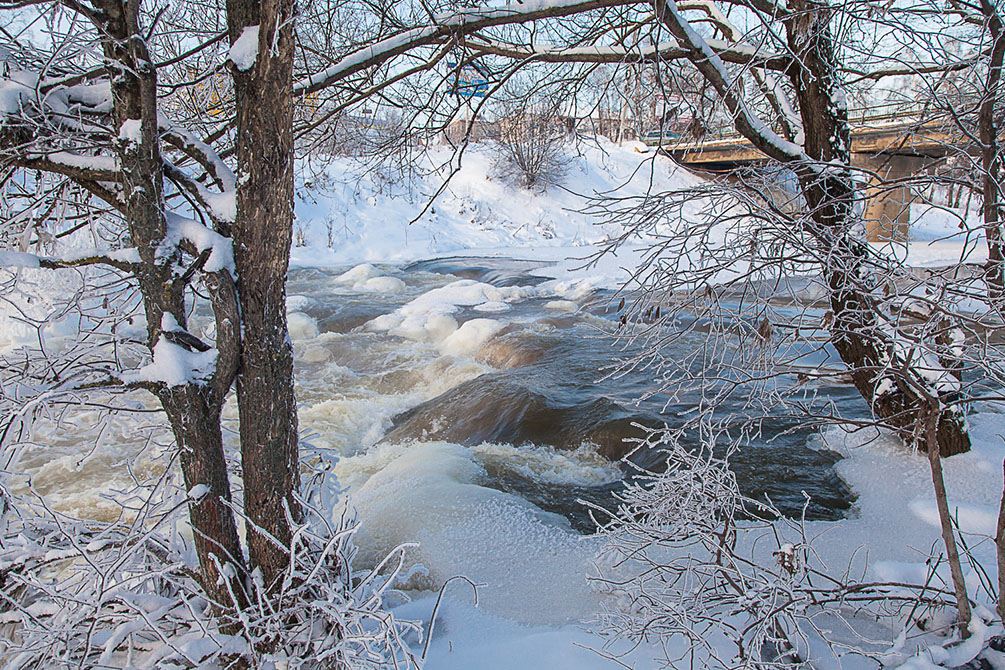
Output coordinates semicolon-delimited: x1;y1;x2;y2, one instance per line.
290;139;707;271
341;441;604;624
439;318;505;357
366;279;534;349
333;263;406;293
336;263;382;284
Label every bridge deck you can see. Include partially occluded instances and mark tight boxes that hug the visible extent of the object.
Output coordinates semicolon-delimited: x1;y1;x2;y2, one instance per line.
663;120;958;166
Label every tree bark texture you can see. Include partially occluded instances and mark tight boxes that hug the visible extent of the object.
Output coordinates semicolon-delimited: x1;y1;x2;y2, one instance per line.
979;0;1005;305
94;0;247;608
227;0;303;591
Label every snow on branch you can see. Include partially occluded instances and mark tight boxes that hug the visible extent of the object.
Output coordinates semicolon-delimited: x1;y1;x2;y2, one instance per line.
163;162;237;226
295;0;637;95
676;0;804;144
653;0;808;162
160;121;236;193
1;69;113;127
0;251;41;268
18;152;121;183
461;35;790;69
0;71;36;117
121;314;217;388
160;213;235;274
0;248;140;272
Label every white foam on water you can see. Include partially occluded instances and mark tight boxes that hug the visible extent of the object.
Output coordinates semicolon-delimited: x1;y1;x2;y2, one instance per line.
364;355;491;399
9;400;171;521
298;392;419;454
471;442;621;487
13;452;165;521
295;334;492;455
286;294;314;312
287;311;320;340
544;300;578;312
298;345;332;363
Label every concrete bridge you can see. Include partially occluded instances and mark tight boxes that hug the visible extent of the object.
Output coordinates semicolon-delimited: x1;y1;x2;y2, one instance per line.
660;106;960;242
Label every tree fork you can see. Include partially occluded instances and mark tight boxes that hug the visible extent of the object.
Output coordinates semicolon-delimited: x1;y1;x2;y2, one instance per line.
95;0;254;608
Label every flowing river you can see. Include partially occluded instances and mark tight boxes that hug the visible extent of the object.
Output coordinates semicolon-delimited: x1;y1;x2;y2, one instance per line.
16;256;866;625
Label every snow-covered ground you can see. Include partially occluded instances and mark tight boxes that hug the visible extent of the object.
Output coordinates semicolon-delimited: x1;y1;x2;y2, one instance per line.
291;140;705;282
292;139;987;282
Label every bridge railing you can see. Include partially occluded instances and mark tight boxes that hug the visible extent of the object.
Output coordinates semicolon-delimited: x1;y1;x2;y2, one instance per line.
660;100;937;146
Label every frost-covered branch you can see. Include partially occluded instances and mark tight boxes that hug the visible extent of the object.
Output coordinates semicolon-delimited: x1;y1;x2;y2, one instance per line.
651;0;808;161
460;34;791;69
295;0;639;95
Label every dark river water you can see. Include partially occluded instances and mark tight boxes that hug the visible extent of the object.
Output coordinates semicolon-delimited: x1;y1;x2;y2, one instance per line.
286;257;860;533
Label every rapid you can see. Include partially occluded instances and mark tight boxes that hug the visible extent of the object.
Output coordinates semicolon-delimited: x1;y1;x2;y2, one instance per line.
14;256;863;626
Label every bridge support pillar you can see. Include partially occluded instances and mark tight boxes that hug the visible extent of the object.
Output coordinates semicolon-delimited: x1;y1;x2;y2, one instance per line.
855;154;926;243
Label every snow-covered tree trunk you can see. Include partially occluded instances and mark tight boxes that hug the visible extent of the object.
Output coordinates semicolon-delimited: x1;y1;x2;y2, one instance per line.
227;0;303;592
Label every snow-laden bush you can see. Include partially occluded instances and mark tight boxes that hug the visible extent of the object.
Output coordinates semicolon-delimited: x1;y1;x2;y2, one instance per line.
589;426;979;670
0;450;421;669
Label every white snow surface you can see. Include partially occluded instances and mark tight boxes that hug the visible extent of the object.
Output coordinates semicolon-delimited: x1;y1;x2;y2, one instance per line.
292;140;974;287
228;26;260;71
293;140;704;285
